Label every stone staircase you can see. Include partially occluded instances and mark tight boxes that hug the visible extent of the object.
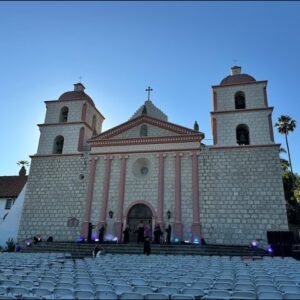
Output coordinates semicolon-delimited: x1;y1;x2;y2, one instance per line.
21;242;268;259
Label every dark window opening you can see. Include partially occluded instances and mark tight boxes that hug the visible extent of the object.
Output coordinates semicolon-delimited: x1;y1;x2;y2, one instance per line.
59;107;69;122
53;135;64;154
235;91;246;109
236;124;250;145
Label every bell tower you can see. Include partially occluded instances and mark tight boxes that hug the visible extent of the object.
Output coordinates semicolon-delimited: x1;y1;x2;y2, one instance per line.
36;83;105;155
211;66;275;147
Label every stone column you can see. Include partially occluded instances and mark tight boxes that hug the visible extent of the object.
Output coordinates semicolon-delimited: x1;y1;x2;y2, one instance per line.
98;156;112;228
156;153;165;227
191;151;201;241
81;157;97;238
173;152;183;240
114;155;128;242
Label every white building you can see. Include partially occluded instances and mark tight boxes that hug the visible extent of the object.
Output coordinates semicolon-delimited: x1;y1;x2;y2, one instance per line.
18;66;288;245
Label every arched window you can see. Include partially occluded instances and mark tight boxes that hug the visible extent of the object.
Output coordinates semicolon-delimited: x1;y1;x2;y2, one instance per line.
53;135;64;154
140;124;148;137
235;91;246;109
59;106;69;122
236;124;249;145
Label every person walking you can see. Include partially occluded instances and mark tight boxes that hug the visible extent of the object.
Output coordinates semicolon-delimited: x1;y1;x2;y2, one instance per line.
136;220;144;243
144;236;151;256
123;224;130;244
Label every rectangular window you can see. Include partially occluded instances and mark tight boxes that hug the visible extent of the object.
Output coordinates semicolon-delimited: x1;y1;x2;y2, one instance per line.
5;198;14;210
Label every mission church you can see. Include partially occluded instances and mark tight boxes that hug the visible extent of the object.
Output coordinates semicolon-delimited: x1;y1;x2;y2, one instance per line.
18;66;288;245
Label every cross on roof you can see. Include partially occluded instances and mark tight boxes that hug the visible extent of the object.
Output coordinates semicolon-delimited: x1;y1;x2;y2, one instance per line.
145;86;153;101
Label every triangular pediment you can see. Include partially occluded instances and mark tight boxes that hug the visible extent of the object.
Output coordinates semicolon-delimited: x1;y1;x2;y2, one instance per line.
90;115;204;142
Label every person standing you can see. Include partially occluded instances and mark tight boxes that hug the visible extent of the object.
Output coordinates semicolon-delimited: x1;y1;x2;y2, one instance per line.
154;224;162;244
166;224;172;244
123;224;130;244
144;236;151;256
136;220;144;243
98;225;105;244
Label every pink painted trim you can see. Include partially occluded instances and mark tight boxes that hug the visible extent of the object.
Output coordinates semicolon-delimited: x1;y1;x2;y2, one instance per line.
211;143;281;150
77;127;85;152
123;200;157;220
157;153;165;223
80;158;97;238
211;107;273;115
213;91;218;111
30;153;83;158
268;114;275;142
38;121;93;131
212;80;268;88
115;156;127;241
90;148;201;156
92;115;203;140
175;153;181;224
263;87;268;107
192;152;200;224
89;134;204;147
212;118;217;145
81;103;87;122
98;158;112;226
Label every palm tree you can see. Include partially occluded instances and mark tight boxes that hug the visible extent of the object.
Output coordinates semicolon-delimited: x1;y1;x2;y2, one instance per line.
275;115;297;186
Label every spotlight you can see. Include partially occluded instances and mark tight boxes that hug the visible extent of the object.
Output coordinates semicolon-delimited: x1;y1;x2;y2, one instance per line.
184;240;191;244
16;245;21;252
26;241;31;247
112;237;118;242
251;240;257;247
95;238;99;242
193;238;200;245
174;238;180;243
77;236;85;243
267;245;273;254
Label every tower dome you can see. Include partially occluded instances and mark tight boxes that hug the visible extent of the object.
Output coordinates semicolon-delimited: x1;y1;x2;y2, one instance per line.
58;83;95;106
220;66;256;86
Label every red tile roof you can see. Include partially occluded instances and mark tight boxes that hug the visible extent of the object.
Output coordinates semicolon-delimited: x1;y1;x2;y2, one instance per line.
0;176;28;198
58;91;95;107
220;74;256;86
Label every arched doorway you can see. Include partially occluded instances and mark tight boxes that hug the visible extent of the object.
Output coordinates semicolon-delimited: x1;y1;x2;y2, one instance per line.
127;204;152;243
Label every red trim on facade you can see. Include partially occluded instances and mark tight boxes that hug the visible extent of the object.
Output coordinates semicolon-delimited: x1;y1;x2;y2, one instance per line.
212;118;217;145
45;100;105;120
91;115;203;140
213;91;218;111
157;153;165;225
90;148;201;156
210;143;280;150
78;127;85;152
98;157;112;227
211;107;273;115
268;114;275;142
174;153;183;239
30;153;83;158
38;121;94;131
212;80;268;89
114;156;127;241
90;134;203;147
263;86;268;107
81;103;87;122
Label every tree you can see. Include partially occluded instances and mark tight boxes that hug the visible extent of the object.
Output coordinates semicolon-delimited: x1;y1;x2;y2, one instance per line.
275;115;297;187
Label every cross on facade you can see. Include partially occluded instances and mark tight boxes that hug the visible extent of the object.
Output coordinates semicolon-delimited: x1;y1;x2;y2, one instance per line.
145;86;153;101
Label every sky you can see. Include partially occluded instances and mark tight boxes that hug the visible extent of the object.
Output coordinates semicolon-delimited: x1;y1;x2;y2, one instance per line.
0;1;299;176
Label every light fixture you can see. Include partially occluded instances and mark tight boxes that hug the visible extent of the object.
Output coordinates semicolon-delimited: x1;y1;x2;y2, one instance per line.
167;210;171;219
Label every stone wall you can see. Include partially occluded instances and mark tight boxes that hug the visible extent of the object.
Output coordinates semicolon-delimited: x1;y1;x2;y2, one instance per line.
199;145;288;245
37;124;84;155
214;110;273;146
18;155;89;242
213;82;267;111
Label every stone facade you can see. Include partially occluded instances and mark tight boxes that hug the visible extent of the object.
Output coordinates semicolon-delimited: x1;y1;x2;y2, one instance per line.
18;68;289;246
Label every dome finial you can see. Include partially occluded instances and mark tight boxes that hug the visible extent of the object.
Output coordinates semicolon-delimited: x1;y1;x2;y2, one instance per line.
231;66;241;75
